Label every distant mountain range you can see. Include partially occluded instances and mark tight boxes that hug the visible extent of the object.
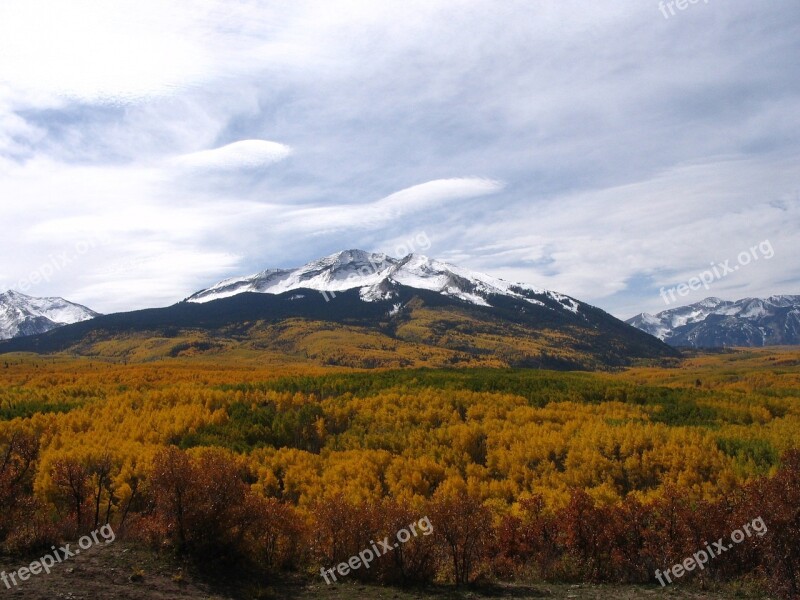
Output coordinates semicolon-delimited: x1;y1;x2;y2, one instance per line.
0;290;98;340
2;252;796;358
0;250;675;369
626;295;800;347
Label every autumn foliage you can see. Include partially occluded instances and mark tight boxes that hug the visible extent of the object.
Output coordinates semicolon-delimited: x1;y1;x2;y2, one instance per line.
0;351;799;595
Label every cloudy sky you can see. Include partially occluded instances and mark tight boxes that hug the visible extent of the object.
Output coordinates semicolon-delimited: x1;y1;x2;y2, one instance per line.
1;0;798;318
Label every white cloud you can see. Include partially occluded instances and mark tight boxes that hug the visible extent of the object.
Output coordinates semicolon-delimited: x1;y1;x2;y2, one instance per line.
375;178;503;213
442;156;800;317
273;178;504;234
0;1;209;104
0;152;503;311
0;0;798;318
171;140;292;171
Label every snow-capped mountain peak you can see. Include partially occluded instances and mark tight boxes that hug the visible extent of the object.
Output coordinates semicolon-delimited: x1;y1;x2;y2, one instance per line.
186;250;580;314
0;290;99;340
627;295;800;347
186;250;399;303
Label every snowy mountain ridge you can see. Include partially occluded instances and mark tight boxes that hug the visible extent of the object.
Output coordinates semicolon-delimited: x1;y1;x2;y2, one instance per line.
0;252;678;369
0;290;99;340
627;295;800;347
186;249;581;314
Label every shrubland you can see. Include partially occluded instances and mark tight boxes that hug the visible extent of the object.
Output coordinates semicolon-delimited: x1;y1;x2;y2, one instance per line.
1;348;798;597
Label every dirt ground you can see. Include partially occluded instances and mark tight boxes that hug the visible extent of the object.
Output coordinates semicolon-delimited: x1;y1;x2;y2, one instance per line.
0;542;774;600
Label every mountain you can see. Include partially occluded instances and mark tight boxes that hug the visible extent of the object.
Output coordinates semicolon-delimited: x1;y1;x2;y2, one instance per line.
187;250;582;312
627;295;800;347
0;290;99;340
0;251;677;369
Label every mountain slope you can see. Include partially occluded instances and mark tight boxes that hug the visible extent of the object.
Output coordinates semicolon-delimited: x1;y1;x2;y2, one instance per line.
0;290;99;340
627;295;800;347
0;251;677;369
186;250;580;313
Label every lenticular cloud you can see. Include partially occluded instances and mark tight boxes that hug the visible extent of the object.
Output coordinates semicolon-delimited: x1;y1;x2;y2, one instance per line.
172;140;292;171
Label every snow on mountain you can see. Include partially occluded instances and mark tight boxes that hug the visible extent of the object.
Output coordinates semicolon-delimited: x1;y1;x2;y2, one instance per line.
0;290;99;340
627;295;800;347
186;249;581;314
626;311;671;341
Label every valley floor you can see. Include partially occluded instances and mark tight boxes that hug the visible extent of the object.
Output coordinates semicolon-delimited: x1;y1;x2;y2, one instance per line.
0;542;773;600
